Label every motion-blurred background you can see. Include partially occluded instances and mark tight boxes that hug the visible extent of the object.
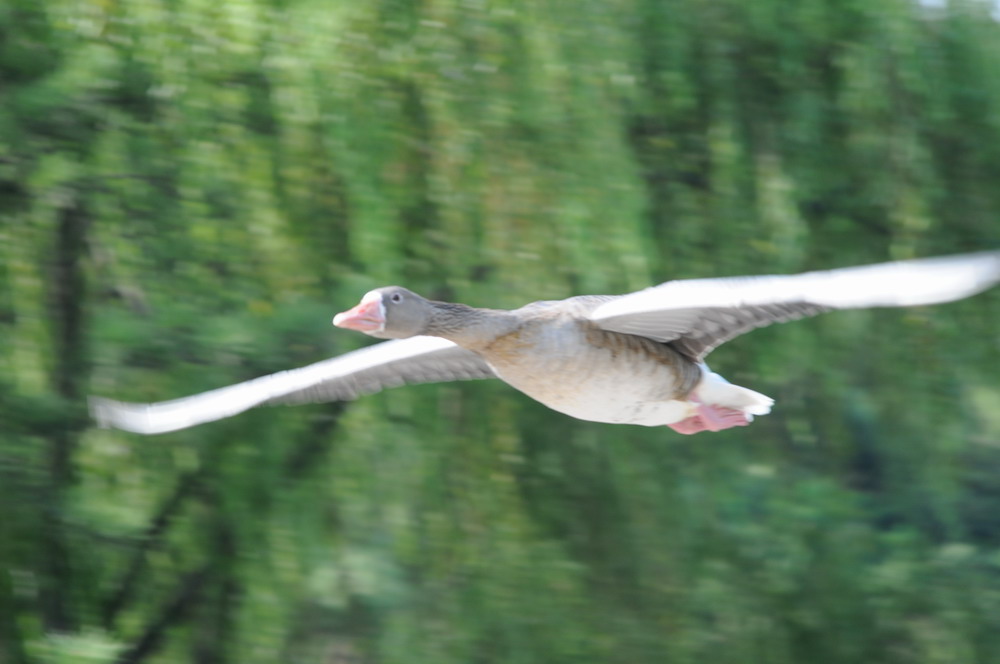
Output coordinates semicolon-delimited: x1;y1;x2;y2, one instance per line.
3;0;1000;662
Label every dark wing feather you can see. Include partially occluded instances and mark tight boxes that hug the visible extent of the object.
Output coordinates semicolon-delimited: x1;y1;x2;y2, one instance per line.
91;337;496;435
664;302;831;360
589;252;1000;360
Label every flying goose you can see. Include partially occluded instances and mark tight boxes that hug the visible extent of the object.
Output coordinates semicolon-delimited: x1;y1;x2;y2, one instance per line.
91;251;1000;435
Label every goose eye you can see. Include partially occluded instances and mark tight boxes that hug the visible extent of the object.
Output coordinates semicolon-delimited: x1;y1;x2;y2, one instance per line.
390;293;403;303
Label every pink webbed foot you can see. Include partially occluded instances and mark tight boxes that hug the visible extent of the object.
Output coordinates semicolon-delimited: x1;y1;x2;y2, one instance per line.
666;403;752;435
667;415;714;434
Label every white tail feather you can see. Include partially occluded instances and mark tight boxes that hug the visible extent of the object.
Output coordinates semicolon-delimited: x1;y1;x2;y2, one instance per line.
695;366;774;416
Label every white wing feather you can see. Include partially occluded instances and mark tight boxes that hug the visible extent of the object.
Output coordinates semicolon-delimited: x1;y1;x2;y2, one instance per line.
90;336;495;435
589;252;1000;357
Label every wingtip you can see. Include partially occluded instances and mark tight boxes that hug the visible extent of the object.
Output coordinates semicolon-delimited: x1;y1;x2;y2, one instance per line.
88;395;158;434
88;396;116;429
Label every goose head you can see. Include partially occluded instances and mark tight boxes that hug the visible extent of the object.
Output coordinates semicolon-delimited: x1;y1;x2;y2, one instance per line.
333;286;433;339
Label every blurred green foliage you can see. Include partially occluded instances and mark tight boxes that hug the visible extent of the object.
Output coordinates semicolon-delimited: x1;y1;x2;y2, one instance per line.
2;0;1000;662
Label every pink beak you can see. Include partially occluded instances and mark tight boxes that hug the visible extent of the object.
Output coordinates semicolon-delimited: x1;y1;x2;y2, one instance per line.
333;294;385;333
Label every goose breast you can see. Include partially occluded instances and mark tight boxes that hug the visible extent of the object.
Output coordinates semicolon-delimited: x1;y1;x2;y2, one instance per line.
475;315;701;425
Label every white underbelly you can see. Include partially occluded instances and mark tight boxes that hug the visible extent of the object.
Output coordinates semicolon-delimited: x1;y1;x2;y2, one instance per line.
488;362;697;426
487;359;773;427
476;320;770;427
543;389;696;426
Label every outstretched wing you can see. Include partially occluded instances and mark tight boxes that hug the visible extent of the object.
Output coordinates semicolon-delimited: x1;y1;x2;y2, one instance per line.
90;336;496;435
589;251;1000;360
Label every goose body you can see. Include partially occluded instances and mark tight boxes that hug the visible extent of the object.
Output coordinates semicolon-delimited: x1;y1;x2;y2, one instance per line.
91;251;1000;435
472;308;704;426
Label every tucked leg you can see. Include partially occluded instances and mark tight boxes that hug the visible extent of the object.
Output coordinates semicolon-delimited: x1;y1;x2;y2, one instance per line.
666;402;752;435
667;414;712;434
696;402;752;431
